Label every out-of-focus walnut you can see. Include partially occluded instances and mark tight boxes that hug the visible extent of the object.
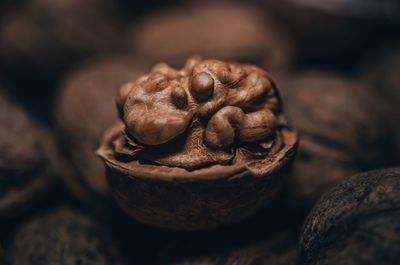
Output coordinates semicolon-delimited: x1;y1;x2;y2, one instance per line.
8;208;126;265
280;72;395;211
55;56;148;212
300;168;400;265
131;4;293;72
0;89;61;223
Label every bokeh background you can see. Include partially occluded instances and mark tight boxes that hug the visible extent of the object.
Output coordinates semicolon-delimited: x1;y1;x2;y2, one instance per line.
0;0;399;122
0;0;399;264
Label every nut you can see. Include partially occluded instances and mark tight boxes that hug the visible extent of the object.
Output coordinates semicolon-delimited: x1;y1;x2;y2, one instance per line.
55;56;147;213
0;90;59;222
279;72;394;211
8;208;126;265
119;57;281;151
300;167;400;265
98;56;298;230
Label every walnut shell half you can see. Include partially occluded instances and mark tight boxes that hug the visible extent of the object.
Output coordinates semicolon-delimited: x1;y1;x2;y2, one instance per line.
97;57;298;230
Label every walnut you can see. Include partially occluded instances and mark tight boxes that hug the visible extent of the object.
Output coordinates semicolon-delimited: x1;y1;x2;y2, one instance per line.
300;168;400;265
8;208;126;265
279;72;394;215
55;56;148;214
0;90;60;222
117;56;280;153
98;56;298;230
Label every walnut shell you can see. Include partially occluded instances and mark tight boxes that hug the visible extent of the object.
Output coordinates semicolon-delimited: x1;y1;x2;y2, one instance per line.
8;207;126;265
98;57;298;230
300;168;400;265
280;72;394;206
0;90;59;222
55;56;148;211
131;4;293;72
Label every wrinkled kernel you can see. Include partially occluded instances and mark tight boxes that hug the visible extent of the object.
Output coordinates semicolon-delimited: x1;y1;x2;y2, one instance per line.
117;56;281;148
190;72;214;102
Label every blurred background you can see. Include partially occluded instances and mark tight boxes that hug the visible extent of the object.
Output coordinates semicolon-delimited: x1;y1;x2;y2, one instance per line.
0;0;399;264
0;0;399;122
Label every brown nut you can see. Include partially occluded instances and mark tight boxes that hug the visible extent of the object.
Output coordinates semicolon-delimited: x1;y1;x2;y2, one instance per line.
98;56;298;230
0;90;60;223
300;168;400;265
55;56;148;215
279;72;395;220
9;208;126;265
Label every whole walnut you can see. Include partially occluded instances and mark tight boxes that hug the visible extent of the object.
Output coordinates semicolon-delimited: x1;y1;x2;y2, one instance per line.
279;72;394;210
131;4;293;73
0;0;121;70
8;208;126;265
0;89;61;223
55;56;148;212
300;168;400;265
